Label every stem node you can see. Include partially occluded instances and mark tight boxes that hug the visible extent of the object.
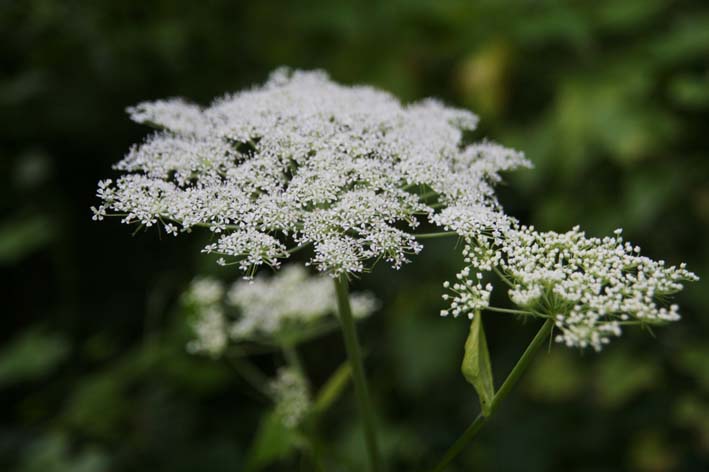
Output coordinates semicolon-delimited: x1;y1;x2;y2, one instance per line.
431;319;554;472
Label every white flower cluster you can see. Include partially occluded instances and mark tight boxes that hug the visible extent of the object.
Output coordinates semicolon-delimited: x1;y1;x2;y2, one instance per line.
185;277;228;357
93;68;528;276
185;266;377;355
227;265;377;338
440;268;494;318
442;225;698;351
269;367;311;428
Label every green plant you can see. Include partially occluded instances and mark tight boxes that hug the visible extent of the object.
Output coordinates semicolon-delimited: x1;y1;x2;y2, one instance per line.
93;69;697;471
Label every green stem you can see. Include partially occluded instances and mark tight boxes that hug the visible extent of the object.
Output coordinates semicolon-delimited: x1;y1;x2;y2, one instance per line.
493;267;514;288
334;276;382;472
484;306;535;316
287;242;312;255
431;319;554;472
227;357;272;400
415;231;459;240
283;343;305;376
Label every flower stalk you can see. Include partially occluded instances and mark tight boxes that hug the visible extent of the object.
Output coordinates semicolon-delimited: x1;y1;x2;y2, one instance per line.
334;275;382;472
414;231;459;240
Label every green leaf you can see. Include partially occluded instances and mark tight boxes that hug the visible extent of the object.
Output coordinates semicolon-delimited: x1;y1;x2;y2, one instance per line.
0;329;69;387
244;410;301;471
18;433;109;472
313;362;351;415
525;349;584;402
0;215;55;265
461;312;495;416
595;350;660;409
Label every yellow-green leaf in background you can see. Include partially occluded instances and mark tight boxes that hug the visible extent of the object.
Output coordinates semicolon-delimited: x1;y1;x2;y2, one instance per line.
244;410;302;472
313;362;351;415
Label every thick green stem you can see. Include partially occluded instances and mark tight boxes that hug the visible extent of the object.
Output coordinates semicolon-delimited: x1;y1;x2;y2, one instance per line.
431;319;554;472
334;276;382;472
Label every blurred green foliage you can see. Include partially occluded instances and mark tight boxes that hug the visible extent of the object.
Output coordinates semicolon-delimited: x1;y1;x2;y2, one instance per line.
2;0;708;470
0;330;68;387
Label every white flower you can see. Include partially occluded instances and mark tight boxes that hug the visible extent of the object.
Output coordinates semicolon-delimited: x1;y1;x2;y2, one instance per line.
94;68;528;276
269;367;311;428
227;265;376;339
184;266;377;353
90;205;106;221
163;223;178;236
442;224;698;351
186;277;225;305
186;306;227;357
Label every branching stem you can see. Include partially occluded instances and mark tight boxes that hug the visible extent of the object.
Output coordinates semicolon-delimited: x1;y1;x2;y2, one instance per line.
431;319;554;472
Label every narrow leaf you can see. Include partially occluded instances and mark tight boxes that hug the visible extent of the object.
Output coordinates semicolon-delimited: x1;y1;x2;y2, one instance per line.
244;410;301;471
461;312;495;416
313;362;351;415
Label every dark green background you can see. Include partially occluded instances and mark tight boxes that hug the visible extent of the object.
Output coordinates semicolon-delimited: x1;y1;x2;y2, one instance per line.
2;1;708;470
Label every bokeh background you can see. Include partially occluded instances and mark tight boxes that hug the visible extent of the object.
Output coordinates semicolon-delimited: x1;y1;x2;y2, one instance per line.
2;1;708;470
